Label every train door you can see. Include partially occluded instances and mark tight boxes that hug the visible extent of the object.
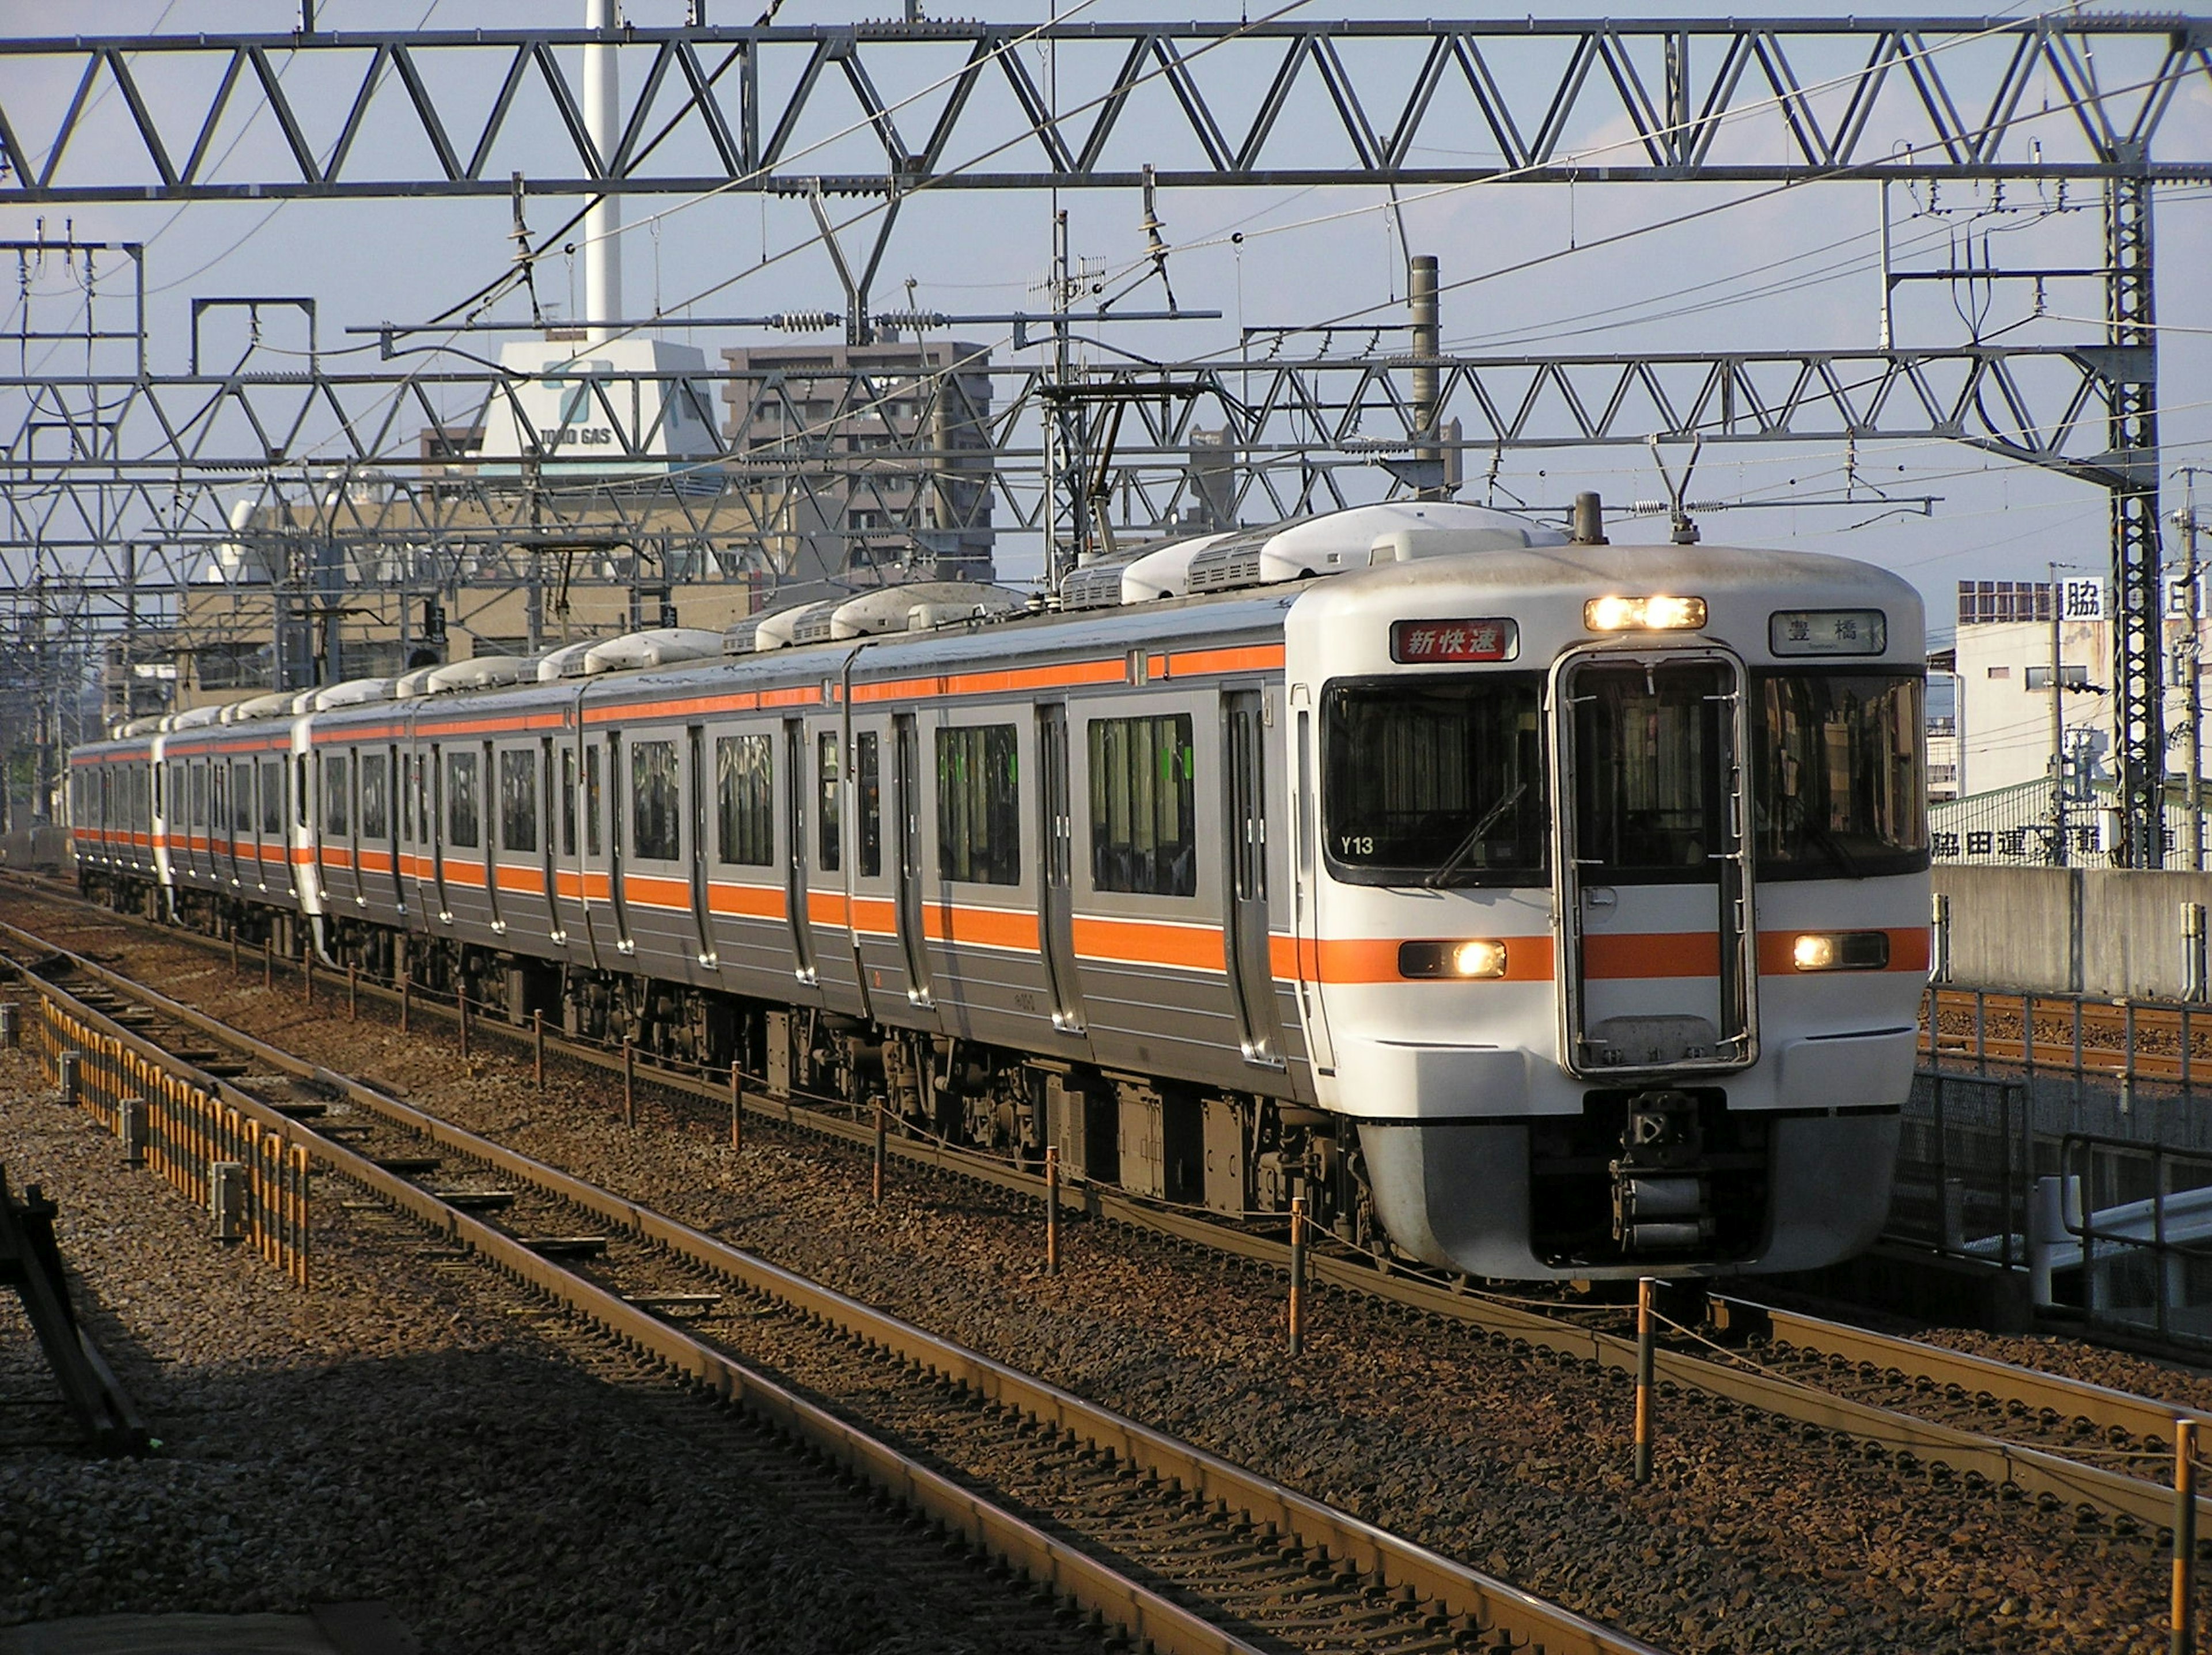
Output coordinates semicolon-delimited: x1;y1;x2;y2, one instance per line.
228;758;252;888
1035;703;1084;1032
381;745;404;910
782;719;818;983
478;739;503;932
685;725;717;965
1551;649;1756;1077
892;712;933;1005
606;730;633;954
429;744;452;920
541;736;565;941
1222;690;1282;1065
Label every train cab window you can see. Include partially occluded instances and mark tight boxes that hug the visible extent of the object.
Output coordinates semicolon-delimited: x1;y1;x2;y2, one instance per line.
260;759;282;836
1088;714;1197;897
936;724;1020;885
1569;661;1725;881
585;745;603;857
714;734;772;866
447;750;479;848
631;739;681;861
817;733;842;872
1321;676;1546;886
361;753;390;839
499;749;537;854
559;749;578;855
855;732;882;878
1751;670;1929;880
325;753;351;836
232;761;254;832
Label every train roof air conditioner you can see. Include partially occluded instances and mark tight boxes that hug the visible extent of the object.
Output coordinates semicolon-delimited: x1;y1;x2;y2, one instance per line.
748;598;845;652
424;656;536;694
1121;503;1566;600
831;582;1024;638
581;628;724;674
312;678;395;711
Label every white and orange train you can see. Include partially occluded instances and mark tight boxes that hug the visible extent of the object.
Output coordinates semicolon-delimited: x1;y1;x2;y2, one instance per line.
69;500;1931;1280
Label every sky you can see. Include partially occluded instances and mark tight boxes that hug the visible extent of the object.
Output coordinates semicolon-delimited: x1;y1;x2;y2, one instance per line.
5;0;2211;645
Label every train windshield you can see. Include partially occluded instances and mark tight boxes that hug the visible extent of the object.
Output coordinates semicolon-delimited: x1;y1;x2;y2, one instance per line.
1751;669;1927;880
1321;674;1547;886
1567;658;1731;883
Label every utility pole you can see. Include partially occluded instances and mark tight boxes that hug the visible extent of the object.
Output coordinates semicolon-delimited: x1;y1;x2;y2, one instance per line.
2050;564;2069;866
2178;468;2206;870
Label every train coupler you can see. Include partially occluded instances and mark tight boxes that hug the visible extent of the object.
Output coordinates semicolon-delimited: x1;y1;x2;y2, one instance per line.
1609;1089;1716;1252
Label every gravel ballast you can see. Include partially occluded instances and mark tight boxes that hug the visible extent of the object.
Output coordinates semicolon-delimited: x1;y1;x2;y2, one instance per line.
0;1029;1106;1655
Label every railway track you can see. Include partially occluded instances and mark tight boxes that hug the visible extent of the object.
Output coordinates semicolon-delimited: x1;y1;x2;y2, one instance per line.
1924;984;2212;1088
7;883;2211;1543
0;910;1666;1655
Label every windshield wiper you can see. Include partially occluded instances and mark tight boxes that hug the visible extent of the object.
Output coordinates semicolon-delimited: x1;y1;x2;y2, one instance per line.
1424;783;1528;888
1800;820;1862;878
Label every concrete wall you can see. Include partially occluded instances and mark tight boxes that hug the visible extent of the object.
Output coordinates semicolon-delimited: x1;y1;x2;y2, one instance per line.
1932;864;2212;998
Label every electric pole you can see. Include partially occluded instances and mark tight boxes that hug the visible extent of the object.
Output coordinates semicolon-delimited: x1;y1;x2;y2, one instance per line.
2178;468;2206;870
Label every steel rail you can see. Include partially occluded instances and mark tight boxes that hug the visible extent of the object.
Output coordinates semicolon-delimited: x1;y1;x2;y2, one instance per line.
8;889;2207;1532
0;915;1670;1655
1717;1294;2210;1444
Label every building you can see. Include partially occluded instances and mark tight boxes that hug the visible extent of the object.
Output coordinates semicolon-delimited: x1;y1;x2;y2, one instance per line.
719;339;995;586
1931;577;2212;864
158;479;767;713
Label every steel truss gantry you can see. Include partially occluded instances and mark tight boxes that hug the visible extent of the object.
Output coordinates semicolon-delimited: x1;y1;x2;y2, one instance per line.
4;13;2211;855
0;341;2143;546
2;17;2207;200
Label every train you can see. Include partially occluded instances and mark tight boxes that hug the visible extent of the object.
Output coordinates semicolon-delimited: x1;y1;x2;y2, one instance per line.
65;498;1931;1281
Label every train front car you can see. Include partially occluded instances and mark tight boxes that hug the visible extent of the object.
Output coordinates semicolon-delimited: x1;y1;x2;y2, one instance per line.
1290;532;1927;1280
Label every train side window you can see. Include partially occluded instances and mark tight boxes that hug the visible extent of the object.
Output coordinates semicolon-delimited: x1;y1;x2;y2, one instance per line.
817;733;842;872
560;748;578;856
260;759;283;836
361;753;390;839
631;738;681;861
325;753;351;836
447;750;479;848
207;766;221;834
936;724;1020;885
855;732;882;877
191;763;206;828
297;756;309;827
232;761;253;832
1086;713;1196;897
585;745;603;857
714;734;773;866
400;755;415;841
499;748;537;853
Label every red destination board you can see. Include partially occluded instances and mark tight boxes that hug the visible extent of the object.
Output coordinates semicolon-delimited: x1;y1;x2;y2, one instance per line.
1389;618;1518;664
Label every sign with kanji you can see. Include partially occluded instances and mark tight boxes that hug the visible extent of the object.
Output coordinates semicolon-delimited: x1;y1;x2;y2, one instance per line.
1389;618;1520;664
2061;578;2106;621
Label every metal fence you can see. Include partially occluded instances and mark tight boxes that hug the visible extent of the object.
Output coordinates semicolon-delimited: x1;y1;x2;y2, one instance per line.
26;997;309;1287
1899;979;2212;1349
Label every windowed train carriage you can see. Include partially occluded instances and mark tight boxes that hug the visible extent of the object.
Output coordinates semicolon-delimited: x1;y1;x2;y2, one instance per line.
70;502;1930;1280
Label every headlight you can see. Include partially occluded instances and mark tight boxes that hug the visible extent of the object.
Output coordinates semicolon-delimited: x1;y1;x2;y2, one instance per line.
1584;594;1707;632
1790;930;1890;971
1398;938;1512;979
